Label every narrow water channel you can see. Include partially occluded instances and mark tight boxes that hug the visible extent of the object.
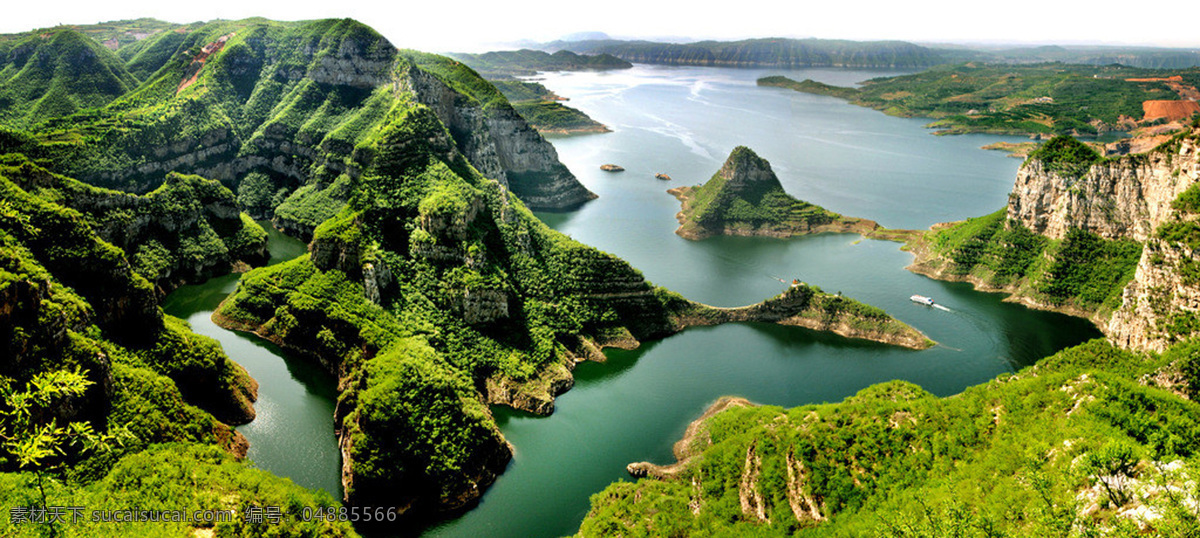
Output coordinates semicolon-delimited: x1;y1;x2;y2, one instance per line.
161;225;344;497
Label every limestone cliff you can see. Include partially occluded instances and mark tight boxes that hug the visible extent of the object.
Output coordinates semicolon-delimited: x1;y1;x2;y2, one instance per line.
1008;136;1200;242
398;55;597;210
912;129;1200;352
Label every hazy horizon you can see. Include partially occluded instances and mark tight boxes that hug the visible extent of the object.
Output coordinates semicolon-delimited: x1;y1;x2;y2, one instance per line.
4;1;1200;54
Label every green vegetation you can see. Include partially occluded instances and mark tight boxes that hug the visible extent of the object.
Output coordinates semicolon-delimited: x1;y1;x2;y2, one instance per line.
762;64;1198;135
447;49;630;77
510;100;606;134
925;209;1141;314
578;338;1200;536
757;76;861;100
1;147;347;535
0;28;139;129
675;146;863;239
1027;134;1103;176
0;444;356;537
0;153;266;291
214;98;699;513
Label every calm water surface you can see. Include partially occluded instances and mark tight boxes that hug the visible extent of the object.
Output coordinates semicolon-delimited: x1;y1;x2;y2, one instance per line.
165;65;1101;537
161;226;343;497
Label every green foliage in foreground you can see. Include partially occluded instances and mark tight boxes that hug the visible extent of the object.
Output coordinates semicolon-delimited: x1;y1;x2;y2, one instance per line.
930;208;1141;314
1;153;341;535
577;339;1200;537
0;444;356;537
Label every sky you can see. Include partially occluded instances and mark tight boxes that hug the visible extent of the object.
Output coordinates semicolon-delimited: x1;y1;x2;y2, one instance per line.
6;0;1200;52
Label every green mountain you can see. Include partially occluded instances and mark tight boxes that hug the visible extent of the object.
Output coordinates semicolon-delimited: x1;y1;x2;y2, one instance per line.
578;340;1200;536
491;80;609;135
0;28;139;129
672;146;878;239
551;38;945;68
29;18;595;223
447;49;631;77
0;17;928;531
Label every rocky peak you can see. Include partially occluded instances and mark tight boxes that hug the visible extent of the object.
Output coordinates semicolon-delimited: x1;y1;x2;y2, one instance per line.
715;146;784;197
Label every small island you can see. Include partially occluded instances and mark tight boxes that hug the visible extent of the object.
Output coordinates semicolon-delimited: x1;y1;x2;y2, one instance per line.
655;173;672;180
601;164;625;172
670;146;880;240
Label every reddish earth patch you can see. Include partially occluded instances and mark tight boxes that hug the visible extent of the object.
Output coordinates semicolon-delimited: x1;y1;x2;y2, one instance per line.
177;33;235;94
1142;100;1200;122
1125;75;1184;83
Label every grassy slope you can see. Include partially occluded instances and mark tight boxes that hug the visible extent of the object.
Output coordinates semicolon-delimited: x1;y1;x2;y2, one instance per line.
0;29;139;129
489;79;607;134
578;339;1200;536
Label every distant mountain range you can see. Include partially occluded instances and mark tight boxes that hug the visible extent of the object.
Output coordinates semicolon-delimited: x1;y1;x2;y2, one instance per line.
530;36;1200;70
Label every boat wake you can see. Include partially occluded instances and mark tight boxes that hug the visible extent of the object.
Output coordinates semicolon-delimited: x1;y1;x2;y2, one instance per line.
932;304;952;312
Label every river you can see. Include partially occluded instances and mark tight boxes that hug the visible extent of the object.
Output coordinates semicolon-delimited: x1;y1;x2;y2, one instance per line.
164;64;1102;537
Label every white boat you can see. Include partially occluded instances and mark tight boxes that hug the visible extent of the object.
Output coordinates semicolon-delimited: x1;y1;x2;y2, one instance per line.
910;294;935;306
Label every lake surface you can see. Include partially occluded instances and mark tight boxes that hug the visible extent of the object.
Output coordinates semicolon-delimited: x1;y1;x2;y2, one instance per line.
161;225;343;497
165;65;1102;537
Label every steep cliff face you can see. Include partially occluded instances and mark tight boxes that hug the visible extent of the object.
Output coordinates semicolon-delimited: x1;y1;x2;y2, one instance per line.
1008;136;1200;241
923;129;1200;352
1107;238;1200;352
3;158;267;295
398;55;596;210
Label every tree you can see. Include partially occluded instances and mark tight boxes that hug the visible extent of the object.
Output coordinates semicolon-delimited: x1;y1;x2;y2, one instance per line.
0;367;125;537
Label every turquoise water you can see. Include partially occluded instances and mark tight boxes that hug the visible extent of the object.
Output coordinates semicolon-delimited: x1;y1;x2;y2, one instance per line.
165;65;1101;537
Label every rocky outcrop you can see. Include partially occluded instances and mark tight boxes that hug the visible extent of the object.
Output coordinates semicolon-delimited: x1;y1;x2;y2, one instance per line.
1107;239;1200;352
1008;137;1200;242
674;146;878;240
399;62;596;210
